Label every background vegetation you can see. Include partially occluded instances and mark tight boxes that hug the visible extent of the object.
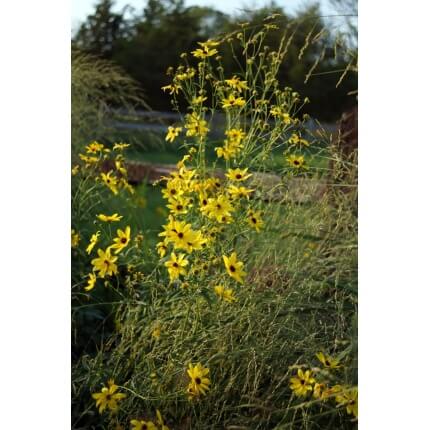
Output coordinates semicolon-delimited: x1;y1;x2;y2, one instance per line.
72;0;357;121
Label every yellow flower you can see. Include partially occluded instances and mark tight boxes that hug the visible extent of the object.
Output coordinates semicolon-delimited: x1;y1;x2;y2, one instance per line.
227;185;254;199
121;178;134;195
215;129;245;159
71;165;80;176
313;382;328;400
175;72;189;81
165;126;182;143
97;213;123;222
71;229;80;248
270;106;283;117
187;362;211;398
191;40;219;58
165;252;188;281
91;248;118;278
223;252;246;284
192;95;207;104
152;326;161;339
313;382;341;402
110;226;131;254
100;171;119;195
225;128;246;143
130;420;157;430
91;379;126;414
185;67;196;78
214;285;236;303
335;386;358;418
184;113;209;138
156;240;168;258
84;273;97;291
199;193;210;215
159;218;205;253
288;133;309;146
161;178;185;202
166;196;189;215
113;142;130;151
221;94;246;109
247;210;264;232
206;195;234;223
175;67;195;81
79;153;98;164
166;219;193;248
215;140;243;160
282;113;292;125
115;159;127;176
225;167;252;182
185;229;207;251
86;231;100;255
287;154;306;169
161;84;181;95
225;75;249;93
289;369;315;397
156;410;170;430
316;352;341;369
176;154;192;170
85;140;105;154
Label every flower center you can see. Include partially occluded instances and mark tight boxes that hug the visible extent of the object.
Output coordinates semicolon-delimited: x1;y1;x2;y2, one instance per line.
229;265;236;272
178;232;184;239
195;377;201;384
173;262;179;268
236;174;242;179
121;238;127;244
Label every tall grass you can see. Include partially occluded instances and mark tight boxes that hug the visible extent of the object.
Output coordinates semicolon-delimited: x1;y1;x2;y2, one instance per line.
72;50;150;154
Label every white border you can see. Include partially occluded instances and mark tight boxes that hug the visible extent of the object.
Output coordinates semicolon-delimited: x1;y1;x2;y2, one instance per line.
0;1;70;428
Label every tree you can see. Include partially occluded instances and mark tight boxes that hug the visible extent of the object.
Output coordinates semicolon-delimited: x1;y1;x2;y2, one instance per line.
72;0;357;119
73;0;129;58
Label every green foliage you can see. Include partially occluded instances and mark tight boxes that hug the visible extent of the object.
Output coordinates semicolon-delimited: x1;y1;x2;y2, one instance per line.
72;0;357;121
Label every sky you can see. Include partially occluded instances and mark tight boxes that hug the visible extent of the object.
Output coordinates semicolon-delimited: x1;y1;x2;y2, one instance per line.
71;0;336;32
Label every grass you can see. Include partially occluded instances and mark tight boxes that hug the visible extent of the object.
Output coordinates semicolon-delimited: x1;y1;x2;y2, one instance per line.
72;179;357;429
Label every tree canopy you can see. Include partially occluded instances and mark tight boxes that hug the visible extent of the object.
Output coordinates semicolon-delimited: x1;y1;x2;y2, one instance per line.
72;0;357;121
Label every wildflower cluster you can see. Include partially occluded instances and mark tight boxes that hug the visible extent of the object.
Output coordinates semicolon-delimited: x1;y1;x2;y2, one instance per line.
289;352;358;419
71;141;139;292
74;140;134;195
73;21;357;429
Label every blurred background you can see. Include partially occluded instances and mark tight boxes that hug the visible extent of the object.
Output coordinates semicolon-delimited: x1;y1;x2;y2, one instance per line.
71;0;357;123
